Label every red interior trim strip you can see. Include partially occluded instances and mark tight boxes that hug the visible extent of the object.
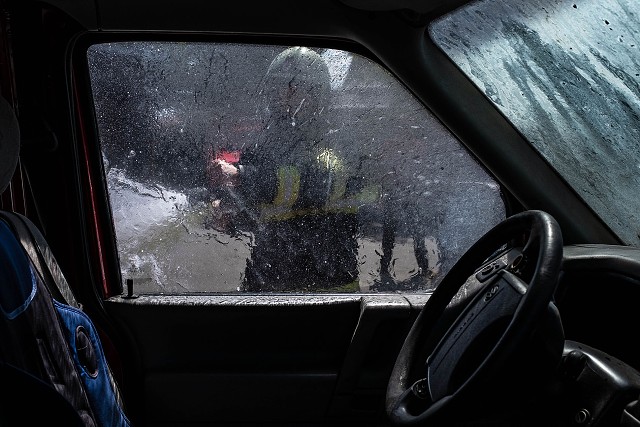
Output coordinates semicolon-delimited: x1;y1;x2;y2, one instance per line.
73;77;111;298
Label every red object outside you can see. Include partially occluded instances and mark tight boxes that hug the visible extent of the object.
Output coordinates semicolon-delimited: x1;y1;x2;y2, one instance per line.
216;150;241;164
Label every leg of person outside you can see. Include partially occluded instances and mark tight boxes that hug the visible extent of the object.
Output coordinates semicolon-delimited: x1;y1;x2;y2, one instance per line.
379;194;396;289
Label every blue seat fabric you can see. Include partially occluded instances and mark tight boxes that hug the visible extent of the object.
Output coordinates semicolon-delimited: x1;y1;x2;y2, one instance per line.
0;217;130;427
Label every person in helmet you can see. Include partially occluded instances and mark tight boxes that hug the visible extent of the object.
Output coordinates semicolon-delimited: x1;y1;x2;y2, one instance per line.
209;46;373;292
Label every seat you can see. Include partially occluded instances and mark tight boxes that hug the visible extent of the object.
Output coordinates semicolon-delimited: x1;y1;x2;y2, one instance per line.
0;95;130;427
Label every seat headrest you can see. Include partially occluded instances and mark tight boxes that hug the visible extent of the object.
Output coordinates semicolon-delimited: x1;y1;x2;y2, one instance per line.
0;96;20;194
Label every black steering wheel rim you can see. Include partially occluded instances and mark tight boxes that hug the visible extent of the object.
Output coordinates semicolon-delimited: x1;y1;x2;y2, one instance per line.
386;210;563;425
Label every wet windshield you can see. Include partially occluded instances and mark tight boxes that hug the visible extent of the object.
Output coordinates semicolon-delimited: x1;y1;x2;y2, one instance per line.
430;0;640;245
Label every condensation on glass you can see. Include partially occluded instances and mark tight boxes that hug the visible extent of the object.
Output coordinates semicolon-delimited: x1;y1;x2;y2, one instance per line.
430;0;640;246
87;42;505;294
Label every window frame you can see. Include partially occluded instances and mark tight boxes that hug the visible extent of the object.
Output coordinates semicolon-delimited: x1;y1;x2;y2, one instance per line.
72;31;512;298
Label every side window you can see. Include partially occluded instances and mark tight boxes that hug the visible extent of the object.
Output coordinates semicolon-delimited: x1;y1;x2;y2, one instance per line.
87;42;505;294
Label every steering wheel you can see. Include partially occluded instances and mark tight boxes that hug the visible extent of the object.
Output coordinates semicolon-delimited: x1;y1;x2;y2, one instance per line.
386;210;564;425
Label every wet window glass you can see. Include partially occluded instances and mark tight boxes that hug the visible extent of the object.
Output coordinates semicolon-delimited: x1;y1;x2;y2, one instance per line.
87;42;505;294
430;0;640;246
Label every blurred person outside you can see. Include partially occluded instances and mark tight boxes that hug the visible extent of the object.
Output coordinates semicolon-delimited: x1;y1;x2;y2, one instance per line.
207;46;379;292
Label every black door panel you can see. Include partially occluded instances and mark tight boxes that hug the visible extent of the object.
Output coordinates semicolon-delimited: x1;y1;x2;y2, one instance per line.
105;295;422;425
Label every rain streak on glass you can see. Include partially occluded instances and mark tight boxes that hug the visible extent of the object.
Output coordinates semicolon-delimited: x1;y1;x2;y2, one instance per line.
87;42;505;294
431;0;640;246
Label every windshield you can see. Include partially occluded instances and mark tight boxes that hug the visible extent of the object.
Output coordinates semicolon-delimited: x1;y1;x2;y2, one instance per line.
430;0;640;246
